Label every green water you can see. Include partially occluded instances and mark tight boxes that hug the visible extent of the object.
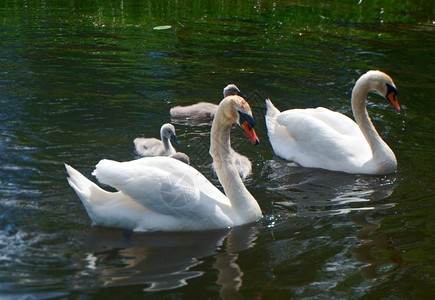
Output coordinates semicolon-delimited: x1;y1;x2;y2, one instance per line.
1;0;434;298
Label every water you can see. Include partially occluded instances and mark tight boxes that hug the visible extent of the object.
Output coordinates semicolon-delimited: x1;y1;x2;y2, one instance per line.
1;0;434;298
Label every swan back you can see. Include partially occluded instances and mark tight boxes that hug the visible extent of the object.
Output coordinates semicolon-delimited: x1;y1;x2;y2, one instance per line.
169;102;218;121
84;157;235;231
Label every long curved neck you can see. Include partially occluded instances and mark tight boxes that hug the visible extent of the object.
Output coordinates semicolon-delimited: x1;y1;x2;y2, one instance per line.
351;79;396;171
210;105;261;223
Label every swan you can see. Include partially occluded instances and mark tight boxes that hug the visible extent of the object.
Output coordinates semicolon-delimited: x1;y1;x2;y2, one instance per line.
65;95;261;232
134;123;190;164
265;70;401;175
169;84;246;121
134;123;179;157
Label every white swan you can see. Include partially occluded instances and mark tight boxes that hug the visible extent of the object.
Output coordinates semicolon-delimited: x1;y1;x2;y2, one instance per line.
265;70;401;175
169;84;246;121
65;95;261;232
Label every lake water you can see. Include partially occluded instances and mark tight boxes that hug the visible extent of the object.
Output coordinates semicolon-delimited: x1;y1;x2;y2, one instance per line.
1;0;434;299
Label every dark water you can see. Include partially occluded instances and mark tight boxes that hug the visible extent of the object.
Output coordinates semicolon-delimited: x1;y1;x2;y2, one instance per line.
1;0;434;298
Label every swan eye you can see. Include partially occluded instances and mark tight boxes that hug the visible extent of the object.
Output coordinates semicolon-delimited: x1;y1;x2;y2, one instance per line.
238;111;256;129
386;83;397;96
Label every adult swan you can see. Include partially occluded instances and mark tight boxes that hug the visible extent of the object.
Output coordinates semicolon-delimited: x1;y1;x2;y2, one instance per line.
265;70;401;175
65;95;261;232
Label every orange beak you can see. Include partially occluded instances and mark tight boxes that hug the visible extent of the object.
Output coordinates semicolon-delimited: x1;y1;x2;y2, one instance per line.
242;122;260;145
387;91;400;112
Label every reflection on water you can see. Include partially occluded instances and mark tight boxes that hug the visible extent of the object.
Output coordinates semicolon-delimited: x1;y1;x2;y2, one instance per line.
264;157;397;217
264;157;405;286
79;225;257;294
350;211;405;280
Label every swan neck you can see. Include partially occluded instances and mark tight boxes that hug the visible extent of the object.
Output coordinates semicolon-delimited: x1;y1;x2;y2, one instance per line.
210;121;232;161
160;132;174;155
351;78;396;169
209;104;261;222
160;136;170;152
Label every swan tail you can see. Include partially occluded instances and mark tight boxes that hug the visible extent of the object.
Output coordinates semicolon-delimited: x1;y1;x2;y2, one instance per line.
65;163;113;209
265;99;280;118
265;99;280;135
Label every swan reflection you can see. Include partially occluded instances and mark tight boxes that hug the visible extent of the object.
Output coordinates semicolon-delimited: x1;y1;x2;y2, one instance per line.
350;211;405;280
79;225;257;293
264;158;402;281
264;158;397;216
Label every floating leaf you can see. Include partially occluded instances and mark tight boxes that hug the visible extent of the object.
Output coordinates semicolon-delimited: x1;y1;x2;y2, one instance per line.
153;25;172;30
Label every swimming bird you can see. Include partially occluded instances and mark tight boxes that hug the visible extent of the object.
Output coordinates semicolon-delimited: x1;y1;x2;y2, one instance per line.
134;123;190;164
134;123;178;156
169;84;246;121
65;95;261;232
265;70;401;175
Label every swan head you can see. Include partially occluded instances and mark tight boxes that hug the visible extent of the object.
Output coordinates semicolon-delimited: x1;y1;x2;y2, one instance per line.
364;70;401;112
221;95;260;145
160;123;179;145
223;84;247;100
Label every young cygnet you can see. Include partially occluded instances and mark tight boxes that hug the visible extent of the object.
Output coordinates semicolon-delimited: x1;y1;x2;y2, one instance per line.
169;84;246;121
134;123;190;164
